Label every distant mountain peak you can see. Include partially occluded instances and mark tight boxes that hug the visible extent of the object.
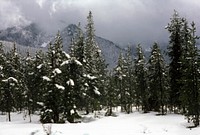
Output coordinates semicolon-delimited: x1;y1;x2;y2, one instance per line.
61;24;78;37
0;23;51;47
0;23;125;68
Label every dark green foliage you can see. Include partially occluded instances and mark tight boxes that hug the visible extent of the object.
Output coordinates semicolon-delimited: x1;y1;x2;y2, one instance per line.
148;43;169;114
23;50;46;122
0;43;24;121
179;21;200;127
113;48;135;113
166;10;185;111
82;11;107;114
123;46;135;113
134;44;149;113
40;32;66;123
104;72;118;116
114;53;126;112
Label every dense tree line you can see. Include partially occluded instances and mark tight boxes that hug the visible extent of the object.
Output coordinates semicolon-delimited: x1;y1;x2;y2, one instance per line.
0;11;200;127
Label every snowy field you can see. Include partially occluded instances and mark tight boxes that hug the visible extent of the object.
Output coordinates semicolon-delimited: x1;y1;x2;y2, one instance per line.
0;109;200;135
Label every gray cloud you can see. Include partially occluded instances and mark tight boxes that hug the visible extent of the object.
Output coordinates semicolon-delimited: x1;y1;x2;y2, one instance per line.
0;0;200;46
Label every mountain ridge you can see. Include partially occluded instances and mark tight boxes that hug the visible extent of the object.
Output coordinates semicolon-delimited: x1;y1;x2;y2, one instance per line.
0;23;125;68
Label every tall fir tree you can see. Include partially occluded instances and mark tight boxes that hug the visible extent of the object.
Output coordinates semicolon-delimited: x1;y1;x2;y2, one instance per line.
23;51;35;122
69;22;86;112
134;44;149;112
148;43;169;114
123;46;135;113
23;50;46;122
166;10;185;112
70;22;84;63
114;47;135;113
179;21;200;127
83;11;106;114
104;71;118;116
114;53;126;112
1;43;24;121
0;42;7;113
60;55;82;123
40;32;66;123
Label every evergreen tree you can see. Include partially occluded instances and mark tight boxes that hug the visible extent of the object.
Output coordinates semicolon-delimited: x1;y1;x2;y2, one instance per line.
23;51;34;121
40;32;66;123
60;56;82;123
114;53;126;112
105;71;118;116
69;22;86;112
123;46;135;113
0;42;7;113
70;22;84;63
179;21;200;127
148;43;169;114
114;47;135;113
93;45;107;110
1;43;23;121
134;44;149;112
33;50;47;110
23;50;46;122
83;11;106;114
166;10;185;111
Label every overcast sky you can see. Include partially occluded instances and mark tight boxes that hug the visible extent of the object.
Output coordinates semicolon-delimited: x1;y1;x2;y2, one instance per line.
0;0;200;45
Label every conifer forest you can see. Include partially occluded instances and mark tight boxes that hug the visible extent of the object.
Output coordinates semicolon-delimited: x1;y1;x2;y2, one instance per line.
1;10;200;128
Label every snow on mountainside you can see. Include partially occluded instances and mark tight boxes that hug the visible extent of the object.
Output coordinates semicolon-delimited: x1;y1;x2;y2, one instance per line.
0;23;52;48
0;23;124;68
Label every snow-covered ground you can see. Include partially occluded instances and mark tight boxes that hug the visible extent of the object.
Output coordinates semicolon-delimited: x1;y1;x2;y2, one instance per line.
0;109;200;135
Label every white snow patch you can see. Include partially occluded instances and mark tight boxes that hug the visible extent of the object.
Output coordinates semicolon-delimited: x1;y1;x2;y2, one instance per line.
85;74;97;80
63;51;70;59
28;72;34;75
61;60;69;66
94;87;101;95
70;109;75;114
52;50;55;54
2;77;18;83
55;84;65;90
0;66;3;70
75;60;82;66
116;67;121;71
42;76;51;81
84;83;89;87
67;79;74;86
37;64;43;69
53;68;62;74
36;102;44;106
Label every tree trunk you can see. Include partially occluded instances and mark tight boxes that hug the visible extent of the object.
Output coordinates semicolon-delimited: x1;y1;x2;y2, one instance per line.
8;112;11;122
